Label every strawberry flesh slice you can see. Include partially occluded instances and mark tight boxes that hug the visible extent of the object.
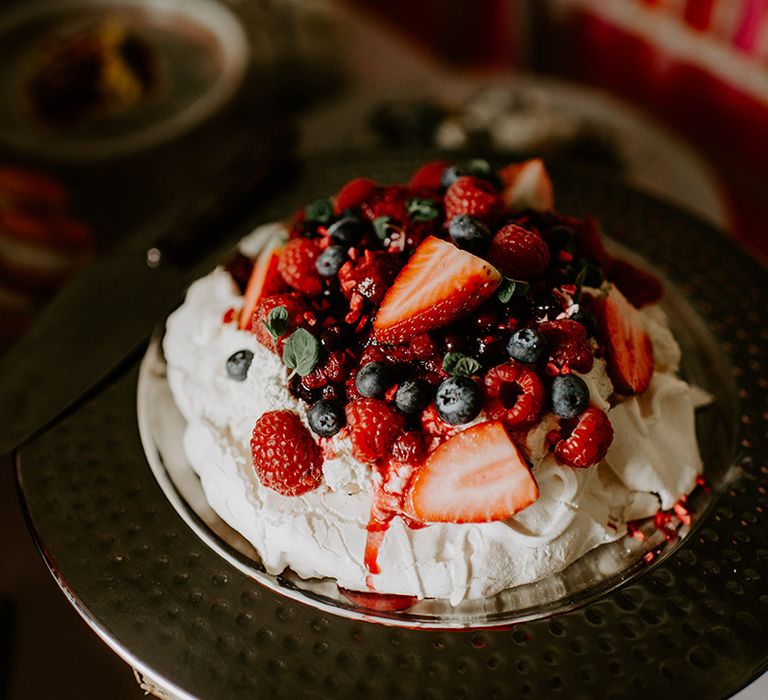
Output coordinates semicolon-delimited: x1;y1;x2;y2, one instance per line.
373;236;502;344
498;158;554;212
407;421;538;523
238;238;286;330
594;285;654;394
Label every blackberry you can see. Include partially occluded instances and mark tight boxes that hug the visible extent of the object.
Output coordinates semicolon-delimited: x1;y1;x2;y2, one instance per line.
225;349;254;381
435;376;483;425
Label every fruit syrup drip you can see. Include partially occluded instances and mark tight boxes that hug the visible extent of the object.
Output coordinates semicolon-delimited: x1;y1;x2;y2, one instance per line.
225;158;663;586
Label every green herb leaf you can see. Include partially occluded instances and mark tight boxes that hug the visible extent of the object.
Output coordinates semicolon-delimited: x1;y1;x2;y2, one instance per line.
281;328;319;377
442;352;482;378
497;277;530;304
262;305;290;341
573;265;588;302
467;159;491;177
407;197;439;222
305;198;333;224
373;215;392;241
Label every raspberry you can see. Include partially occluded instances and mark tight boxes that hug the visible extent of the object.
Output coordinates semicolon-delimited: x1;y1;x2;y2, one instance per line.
278;238;324;297
362;185;410;223
409;333;439;360
487;224;550;280
250;410;323;496
408;160;449;192
338;250;401;306
444;176;503;224
391;431;425;465
251;293;311;350
606;257;663;308
420;403;462;442
539;319;594;373
484;361;545;429
334;177;377;214
553;406;614;468
345;398;405;463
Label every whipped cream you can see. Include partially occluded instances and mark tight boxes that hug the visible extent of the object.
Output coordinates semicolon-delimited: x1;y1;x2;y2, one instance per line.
162;225;708;603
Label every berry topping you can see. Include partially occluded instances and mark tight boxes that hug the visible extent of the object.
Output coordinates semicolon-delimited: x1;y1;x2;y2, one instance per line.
238;237;287;330
487;223;550;280
391;430;425;464
315;245;347;277
448;214;491;254
278;238;324;297
251;293;311;350
225;349;254;381
484;361;545;429
593;285;654;394
406;420;539;523
338;250;401;306
507;327;548;364
395;379;432;415
362;185;409;223
355;361;393;398
374;236;502;344
606;257;663;308
327;217;365;246
345;398;405;462
539;319;594;374
250;410;323;496
550;374;590;418
409;160;450;192
338;588;417;612
553;406;614;468
334;177;377;214
435;376;483;425
307;399;346;437
498;158;554;212
444;176;503;223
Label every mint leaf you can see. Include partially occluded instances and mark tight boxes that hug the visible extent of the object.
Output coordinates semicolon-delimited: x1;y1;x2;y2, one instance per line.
373;215;392;241
442;352;482;378
281;328;319;377
498;277;530;303
305;198;333;223
407;197;439;222
573;265;589;302
262;305;290;341
467;159;491;177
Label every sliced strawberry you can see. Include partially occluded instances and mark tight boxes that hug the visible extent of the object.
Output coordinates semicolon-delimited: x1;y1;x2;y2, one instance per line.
238;237;287;330
498;159;554;212
606;257;663;308
593;285;654;394
373;236;502;344
277;238;324;297
338;587;418;612
407;421;539;524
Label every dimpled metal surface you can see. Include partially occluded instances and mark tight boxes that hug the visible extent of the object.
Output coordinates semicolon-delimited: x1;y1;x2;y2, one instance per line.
16;153;768;699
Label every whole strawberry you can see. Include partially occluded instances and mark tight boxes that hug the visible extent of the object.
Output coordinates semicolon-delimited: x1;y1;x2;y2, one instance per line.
278;238;324;297
250;410;323;496
252;293;312;351
553;406;614;468
444;176;503;224
345;398;404;463
487;224;550;280
539;319;594;374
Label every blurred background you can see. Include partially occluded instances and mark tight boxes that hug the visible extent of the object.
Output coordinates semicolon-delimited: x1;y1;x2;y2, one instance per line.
1;0;766;697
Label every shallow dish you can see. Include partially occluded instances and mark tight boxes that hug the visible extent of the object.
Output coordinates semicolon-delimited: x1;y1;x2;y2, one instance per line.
15;154;768;698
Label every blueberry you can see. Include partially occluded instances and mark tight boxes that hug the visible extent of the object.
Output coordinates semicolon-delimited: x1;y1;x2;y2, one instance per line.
435;376;483;425
225;349;254;381
550;374;590;418
440;164;467;190
355;361;392;397
316;245;347;277
448;215;491;253
571;309;597;338
395;379;432;415
327;217;364;246
507;328;548;364
308;399;346;437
